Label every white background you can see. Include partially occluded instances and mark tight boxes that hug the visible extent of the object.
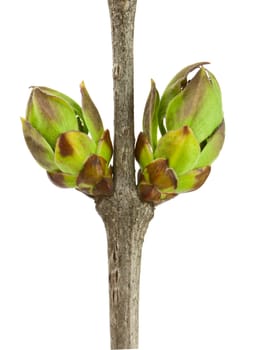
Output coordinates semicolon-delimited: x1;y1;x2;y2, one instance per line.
0;0;254;349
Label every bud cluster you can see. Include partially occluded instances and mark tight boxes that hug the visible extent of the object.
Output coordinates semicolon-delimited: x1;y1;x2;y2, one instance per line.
135;62;225;204
22;83;113;197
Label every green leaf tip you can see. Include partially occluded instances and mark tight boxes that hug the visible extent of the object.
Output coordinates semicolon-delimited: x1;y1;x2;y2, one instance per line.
21;118;58;172
142;79;159;151
135;132;154;169
80;81;104;142
96;129;113;164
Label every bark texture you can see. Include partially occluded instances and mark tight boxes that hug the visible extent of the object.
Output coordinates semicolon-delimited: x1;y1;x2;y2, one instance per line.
97;194;153;349
108;0;137;191
96;0;154;349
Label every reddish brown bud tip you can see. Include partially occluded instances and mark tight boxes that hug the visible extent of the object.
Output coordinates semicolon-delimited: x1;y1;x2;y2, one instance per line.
138;183;161;204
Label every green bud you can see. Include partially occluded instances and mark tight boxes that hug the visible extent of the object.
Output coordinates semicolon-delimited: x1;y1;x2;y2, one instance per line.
26;87;80;148
138;183;177;205
195;121;225;168
143;158;177;191
54;131;96;175
22;84;113;198
77;155;113;196
135;133;154;169
47;171;77;188
96;130;113;164
34;86;88;133
166;67;223;143
154;126;200;175
21;118;58;172
80;81;104;142
158;62;209;134
143;80;159;151
176;167;211;193
135;62;225;204
137;158;177;204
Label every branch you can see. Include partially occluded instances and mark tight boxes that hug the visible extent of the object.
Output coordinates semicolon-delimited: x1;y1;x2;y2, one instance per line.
108;0;137;192
96;2;154;348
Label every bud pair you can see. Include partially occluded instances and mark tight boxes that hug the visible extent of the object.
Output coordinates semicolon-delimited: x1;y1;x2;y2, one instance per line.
21;83;113;197
135;62;225;204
